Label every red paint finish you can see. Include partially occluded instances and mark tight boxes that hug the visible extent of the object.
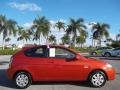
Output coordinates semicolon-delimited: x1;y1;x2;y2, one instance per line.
7;45;115;82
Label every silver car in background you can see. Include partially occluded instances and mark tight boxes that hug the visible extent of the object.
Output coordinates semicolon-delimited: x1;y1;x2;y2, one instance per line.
102;47;120;57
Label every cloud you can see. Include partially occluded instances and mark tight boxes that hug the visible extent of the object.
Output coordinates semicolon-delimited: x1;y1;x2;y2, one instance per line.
8;2;41;11
109;33;116;40
85;22;97;30
23;22;33;29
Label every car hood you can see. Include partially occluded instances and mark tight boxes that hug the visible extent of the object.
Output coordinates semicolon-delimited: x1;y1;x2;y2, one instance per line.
84;57;107;66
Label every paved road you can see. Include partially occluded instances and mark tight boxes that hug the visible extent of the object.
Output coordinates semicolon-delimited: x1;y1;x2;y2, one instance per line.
0;55;120;90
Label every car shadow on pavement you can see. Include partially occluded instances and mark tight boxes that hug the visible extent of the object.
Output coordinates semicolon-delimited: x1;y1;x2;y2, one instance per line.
0;61;9;65
0;69;17;89
0;69;93;89
33;81;91;87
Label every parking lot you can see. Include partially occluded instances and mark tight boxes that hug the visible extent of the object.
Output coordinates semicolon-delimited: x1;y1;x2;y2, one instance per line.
0;55;120;90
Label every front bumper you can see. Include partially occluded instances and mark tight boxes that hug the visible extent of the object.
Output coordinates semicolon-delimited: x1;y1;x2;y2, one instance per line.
105;68;116;80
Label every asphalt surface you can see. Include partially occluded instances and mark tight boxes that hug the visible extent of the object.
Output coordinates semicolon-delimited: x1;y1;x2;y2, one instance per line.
0;55;120;90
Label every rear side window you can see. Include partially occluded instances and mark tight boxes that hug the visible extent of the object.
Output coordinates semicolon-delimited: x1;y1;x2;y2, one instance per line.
24;47;46;57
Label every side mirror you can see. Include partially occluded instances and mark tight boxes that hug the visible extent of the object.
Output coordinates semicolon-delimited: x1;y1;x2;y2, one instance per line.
66;54;75;61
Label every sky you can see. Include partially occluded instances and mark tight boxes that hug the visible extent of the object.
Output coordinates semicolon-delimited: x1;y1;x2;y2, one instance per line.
0;0;120;46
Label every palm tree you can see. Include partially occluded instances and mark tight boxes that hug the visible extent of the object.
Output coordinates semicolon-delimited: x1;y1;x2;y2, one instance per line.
5;37;11;42
92;22;110;47
54;21;65;31
76;30;88;47
17;26;30;45
0;15;17;50
105;38;113;47
48;34;56;44
116;34;120;41
76;36;85;48
4;37;11;48
61;34;70;45
32;16;50;44
66;18;86;47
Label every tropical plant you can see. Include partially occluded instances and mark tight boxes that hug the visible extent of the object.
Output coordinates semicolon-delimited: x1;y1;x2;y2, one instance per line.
116;34;120;41
5;37;11;42
48;34;56;44
17;26;30;45
106;33;120;48
61;34;70;44
109;41;120;48
0;15;17;50
91;22;110;47
54;21;65;31
5;37;11;46
76;30;88;47
66;18;86;47
32;16;50;44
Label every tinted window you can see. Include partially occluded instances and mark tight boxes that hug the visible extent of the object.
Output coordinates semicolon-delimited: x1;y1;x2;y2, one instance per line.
25;47;46;57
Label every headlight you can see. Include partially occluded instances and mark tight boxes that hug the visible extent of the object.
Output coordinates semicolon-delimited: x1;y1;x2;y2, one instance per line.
106;63;112;68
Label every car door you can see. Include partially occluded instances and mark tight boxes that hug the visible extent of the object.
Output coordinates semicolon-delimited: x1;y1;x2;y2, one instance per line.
24;46;55;81
112;48;120;56
48;47;85;81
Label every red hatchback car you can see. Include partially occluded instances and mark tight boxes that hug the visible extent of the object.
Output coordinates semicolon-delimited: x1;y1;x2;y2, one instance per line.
7;45;115;89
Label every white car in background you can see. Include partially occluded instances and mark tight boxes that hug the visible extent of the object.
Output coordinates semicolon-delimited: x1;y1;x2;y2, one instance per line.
102;47;120;57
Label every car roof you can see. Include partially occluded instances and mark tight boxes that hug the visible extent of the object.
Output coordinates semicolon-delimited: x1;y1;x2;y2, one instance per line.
22;45;78;55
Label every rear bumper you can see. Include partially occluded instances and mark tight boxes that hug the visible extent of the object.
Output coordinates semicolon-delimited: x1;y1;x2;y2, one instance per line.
7;67;15;80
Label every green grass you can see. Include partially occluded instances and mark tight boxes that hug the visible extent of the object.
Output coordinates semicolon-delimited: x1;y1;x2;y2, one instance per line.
71;47;93;53
0;49;19;55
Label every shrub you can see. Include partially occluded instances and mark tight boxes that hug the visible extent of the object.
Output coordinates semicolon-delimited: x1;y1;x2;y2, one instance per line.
71;47;92;53
0;49;19;55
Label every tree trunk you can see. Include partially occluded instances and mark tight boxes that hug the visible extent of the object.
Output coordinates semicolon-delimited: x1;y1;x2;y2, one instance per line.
99;39;101;47
80;44;82;48
2;38;5;50
93;39;96;47
39;35;41;45
23;39;25;47
98;32;101;47
92;38;94;47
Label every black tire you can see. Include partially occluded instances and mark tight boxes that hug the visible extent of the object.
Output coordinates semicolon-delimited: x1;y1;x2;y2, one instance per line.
88;71;106;88
104;52;111;57
14;72;32;89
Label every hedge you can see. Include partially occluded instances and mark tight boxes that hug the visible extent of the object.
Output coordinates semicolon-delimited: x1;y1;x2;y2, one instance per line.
0;49;19;55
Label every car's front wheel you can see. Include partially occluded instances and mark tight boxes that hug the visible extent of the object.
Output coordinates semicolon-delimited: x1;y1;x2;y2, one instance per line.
14;72;32;89
88;71;106;87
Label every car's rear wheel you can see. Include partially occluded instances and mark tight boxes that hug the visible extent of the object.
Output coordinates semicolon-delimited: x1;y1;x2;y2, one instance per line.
14;72;32;89
88;71;106;87
104;52;111;57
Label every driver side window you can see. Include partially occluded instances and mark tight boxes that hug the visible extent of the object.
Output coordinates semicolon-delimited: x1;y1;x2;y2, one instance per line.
49;47;75;59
